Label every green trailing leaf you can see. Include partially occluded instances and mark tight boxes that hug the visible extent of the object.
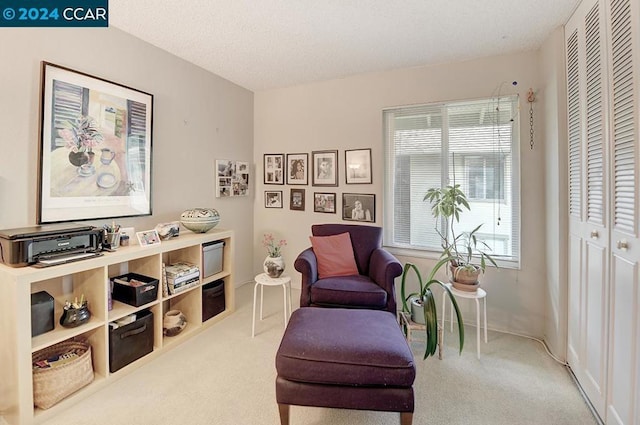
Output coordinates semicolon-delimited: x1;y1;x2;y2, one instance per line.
439;281;465;355
401;263;423;313
400;262;465;359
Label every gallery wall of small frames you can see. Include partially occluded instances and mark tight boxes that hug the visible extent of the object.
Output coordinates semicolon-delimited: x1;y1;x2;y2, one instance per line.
262;148;375;223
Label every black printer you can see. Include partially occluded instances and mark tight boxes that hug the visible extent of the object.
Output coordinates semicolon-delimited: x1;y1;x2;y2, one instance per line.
0;224;103;267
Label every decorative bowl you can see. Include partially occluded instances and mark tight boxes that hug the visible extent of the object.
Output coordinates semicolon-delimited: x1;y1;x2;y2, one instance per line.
163;310;187;337
59;305;91;328
180;208;220;233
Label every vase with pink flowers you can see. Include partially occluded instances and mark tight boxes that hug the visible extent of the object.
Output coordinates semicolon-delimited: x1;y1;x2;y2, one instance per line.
262;233;287;278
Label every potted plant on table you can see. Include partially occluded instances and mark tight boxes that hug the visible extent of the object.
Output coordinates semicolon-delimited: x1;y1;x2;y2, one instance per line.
400;260;464;359
424;184;498;291
400;184;498;359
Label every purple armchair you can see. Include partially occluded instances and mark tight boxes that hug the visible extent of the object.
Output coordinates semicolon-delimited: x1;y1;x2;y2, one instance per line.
294;224;403;313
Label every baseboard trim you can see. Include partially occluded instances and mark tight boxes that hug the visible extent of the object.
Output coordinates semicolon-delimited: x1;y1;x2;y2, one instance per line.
565;365;604;425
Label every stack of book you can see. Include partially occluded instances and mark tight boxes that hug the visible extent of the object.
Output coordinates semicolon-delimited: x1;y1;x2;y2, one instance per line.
164;261;200;295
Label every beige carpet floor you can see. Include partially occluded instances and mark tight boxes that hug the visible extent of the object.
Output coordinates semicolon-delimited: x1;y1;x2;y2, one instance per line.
40;283;598;425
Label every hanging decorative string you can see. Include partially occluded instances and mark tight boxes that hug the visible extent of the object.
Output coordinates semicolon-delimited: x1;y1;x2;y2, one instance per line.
527;88;535;149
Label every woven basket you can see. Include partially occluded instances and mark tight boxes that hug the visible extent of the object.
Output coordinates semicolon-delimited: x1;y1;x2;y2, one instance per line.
32;339;94;409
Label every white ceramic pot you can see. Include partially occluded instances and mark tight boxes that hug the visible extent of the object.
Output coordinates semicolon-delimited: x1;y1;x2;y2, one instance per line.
263;256;285;278
163;310;187;337
410;297;426;325
180;208;220;233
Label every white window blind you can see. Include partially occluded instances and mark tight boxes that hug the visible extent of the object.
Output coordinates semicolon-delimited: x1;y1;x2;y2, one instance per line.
383;96;520;264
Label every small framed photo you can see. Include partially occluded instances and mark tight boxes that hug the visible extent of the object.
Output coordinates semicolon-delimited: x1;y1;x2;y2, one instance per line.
312;150;338;186
136;229;161;247
286;153;309;185
345;148;372;184
290;188;305;211
314;192;337;214
264;154;285;185
342;193;375;222
265;190;283;208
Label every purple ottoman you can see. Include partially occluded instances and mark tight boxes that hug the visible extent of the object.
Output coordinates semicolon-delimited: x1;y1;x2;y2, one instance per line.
275;308;416;425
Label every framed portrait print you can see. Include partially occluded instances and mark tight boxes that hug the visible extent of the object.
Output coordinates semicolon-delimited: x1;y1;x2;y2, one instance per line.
216;159;249;197
312;150;338;187
290;188;305;211
345;148;372;184
38;62;153;224
313;192;336;213
265;190;283;208
342;193;375;222
286;153;308;185
264;154;284;185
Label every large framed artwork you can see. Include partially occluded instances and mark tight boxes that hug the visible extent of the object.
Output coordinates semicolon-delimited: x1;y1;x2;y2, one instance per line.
38;62;153;224
312;150;338;187
216;159;249;197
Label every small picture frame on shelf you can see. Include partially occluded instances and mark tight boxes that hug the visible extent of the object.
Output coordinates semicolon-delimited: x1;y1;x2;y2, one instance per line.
290;188;305;211
265;190;283;208
136;230;161;247
345;148;372;184
313;192;336;213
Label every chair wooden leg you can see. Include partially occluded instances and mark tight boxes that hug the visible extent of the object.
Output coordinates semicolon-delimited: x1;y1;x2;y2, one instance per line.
400;412;413;425
278;403;290;425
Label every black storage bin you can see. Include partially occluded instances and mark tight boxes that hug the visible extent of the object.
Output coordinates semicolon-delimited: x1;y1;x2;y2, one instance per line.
109;310;154;373
31;291;54;337
111;273;159;307
202;279;225;322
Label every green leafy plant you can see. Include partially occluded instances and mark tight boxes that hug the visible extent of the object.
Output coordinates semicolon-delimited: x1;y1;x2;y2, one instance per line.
400;260;464;359
58;115;104;153
424;184;498;276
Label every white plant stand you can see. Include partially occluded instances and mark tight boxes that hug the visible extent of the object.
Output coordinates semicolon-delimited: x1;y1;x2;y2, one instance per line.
441;283;487;359
252;273;292;337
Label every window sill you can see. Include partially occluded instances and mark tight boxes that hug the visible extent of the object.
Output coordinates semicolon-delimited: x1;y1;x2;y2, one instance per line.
383;246;521;271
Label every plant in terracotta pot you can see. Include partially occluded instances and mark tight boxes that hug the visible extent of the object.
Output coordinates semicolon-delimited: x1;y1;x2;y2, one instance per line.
400;260;464;359
424;184;498;291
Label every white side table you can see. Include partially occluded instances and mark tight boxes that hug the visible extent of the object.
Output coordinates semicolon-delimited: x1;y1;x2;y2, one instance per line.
441;283;487;359
252;273;292;337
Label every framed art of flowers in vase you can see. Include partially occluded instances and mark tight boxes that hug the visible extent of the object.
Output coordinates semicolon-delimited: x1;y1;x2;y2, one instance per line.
37;62;153;224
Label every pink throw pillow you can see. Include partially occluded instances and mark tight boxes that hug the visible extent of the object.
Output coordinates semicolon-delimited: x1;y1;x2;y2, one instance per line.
309;232;359;279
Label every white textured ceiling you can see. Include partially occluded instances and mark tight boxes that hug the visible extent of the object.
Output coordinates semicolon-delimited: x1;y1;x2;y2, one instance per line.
110;0;580;92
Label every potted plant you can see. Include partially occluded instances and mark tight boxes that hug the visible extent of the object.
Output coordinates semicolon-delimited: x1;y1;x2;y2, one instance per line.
424;184;498;289
400;260;464;359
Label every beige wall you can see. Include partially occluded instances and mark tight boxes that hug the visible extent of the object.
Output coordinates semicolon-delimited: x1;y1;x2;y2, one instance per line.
539;28;569;360
254;50;549;337
0;28;256;286
0;25;568;339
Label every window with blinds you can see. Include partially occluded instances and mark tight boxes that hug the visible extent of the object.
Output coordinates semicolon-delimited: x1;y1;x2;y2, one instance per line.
383;96;520;263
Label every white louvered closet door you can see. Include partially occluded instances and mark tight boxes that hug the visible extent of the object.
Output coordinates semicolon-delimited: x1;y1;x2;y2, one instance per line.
566;0;610;417
605;0;640;423
566;0;640;422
